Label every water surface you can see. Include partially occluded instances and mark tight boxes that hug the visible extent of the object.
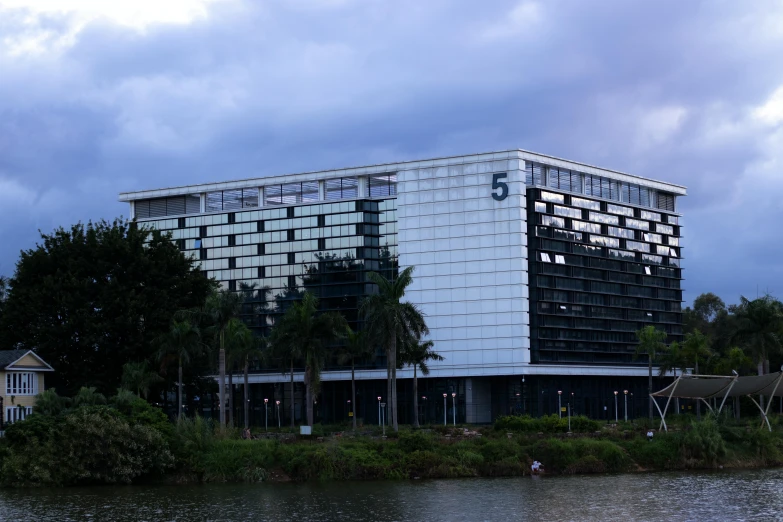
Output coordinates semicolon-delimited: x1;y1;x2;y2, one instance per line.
0;469;780;521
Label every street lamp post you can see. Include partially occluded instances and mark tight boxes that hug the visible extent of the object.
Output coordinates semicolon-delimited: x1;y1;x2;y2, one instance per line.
264;398;268;432
558;391;562;418
275;400;280;428
568;402;571;432
377;396;382;426
614;391;618;423
623;390;628;422
380;402;386;436
452;392;456;426
571;392;575;415
443;393;447;426
521;375;526;415
422;396;427;425
347;399;352;423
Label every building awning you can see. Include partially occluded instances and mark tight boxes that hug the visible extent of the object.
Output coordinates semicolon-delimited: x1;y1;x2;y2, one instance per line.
651;372;783;432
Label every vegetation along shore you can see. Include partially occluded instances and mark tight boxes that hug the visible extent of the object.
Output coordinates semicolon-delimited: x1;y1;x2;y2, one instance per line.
1;387;782;487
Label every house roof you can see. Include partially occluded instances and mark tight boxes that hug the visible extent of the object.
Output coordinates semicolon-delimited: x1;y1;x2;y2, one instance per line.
0;350;54;371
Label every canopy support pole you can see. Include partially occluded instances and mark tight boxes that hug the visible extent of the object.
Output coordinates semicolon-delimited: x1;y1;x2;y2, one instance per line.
717;377;738;415
657;377;681;432
748;396;772;432
760;373;783;430
699;398;714;413
651;395;668;432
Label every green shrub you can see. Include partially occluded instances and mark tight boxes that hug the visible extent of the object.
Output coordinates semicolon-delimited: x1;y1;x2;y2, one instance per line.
1;407;173;487
565;455;605;474
397;431;436;453
682;415;726;467
201;439;275;482
621;434;683;470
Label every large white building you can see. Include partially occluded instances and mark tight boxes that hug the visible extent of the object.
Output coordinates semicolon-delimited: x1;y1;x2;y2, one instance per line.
120;150;686;423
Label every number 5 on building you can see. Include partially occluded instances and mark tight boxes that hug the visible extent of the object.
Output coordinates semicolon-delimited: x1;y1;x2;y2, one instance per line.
492;173;508;201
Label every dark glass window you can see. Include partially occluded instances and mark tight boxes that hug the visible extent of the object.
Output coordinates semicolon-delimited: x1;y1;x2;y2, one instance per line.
591;281;622;294
627;285;654;297
574;293;605;305
555;278;585;291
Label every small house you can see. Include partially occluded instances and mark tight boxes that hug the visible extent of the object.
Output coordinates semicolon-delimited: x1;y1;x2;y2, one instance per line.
0;350;54;427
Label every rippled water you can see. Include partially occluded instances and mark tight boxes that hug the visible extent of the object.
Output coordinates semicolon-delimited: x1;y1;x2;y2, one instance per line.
0;469;781;521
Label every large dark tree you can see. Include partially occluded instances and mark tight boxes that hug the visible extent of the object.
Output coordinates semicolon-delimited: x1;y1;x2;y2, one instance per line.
0;220;214;396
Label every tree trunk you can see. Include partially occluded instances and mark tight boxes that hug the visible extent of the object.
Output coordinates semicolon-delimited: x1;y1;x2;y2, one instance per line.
390;332;398;432
178;356;183;420
696;360;701;420
228;366;234;427
351;359;357;431
290;358;295;428
412;365;419;428
305;366;313;427
219;331;226;426
243;358;249;429
386;341;392;428
648;358;653;422
758;361;766;411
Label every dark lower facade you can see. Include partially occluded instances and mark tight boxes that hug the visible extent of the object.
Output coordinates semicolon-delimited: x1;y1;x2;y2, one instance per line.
190;374;669;427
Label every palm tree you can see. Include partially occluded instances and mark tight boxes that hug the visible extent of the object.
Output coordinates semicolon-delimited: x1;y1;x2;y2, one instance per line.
336;327;374;431
680;329;713;419
733;295;783;378
401;339;443;428
634;326;667;422
157;317;203;419
203;289;243;426
658;341;686;415
225;318;264;429
269;292;346;427
121;361;162;399
360;267;428;432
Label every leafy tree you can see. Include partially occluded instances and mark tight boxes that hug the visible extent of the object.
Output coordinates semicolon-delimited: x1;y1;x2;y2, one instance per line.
122;361;163;399
336;327;374;431
72;387;107;408
361;267;428;432
401;339;443;428
203;289;243;426
269;292;346;427
157;317;204;419
0;220;214;395
634;326;667;422
34;388;72;417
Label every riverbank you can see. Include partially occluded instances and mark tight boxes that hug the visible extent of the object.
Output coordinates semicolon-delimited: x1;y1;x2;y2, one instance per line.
2;401;782;487
171;414;783;484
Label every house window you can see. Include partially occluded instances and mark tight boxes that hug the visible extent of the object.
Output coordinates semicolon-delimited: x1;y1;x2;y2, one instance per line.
5;406;32;424
6;372;38;395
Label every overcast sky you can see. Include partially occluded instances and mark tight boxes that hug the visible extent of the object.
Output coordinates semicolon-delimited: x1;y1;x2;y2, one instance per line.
1;0;782;306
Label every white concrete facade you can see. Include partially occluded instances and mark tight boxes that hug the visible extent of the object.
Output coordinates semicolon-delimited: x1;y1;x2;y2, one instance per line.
396;157;530;379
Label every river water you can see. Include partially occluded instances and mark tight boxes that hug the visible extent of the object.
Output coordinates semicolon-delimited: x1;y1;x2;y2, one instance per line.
0;469;781;521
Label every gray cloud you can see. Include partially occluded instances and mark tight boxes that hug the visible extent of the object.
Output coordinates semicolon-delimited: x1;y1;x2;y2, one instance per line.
1;0;783;304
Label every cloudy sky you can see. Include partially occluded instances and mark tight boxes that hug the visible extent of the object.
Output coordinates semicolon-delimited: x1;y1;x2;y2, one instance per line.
1;0;782;305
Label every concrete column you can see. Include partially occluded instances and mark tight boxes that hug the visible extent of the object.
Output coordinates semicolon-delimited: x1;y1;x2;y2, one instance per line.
258;187;265;208
318;180;325;201
357;176;367;198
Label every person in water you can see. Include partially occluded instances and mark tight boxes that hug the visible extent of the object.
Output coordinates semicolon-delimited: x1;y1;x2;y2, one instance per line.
531;460;541;473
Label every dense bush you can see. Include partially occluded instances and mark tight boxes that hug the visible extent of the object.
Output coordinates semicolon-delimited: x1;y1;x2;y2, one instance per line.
494;414;601;433
1;407;173;486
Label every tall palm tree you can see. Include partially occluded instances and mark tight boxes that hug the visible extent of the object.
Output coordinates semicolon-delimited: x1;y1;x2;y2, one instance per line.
635;326;667;422
733;295;783;378
658;341;686;415
337;327;374;431
680;329;713;419
121;361;162;399
203;289;243;426
157;317;203;419
225;317;264;429
269;292;346;427
401;339;443;428
361;267;428;432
